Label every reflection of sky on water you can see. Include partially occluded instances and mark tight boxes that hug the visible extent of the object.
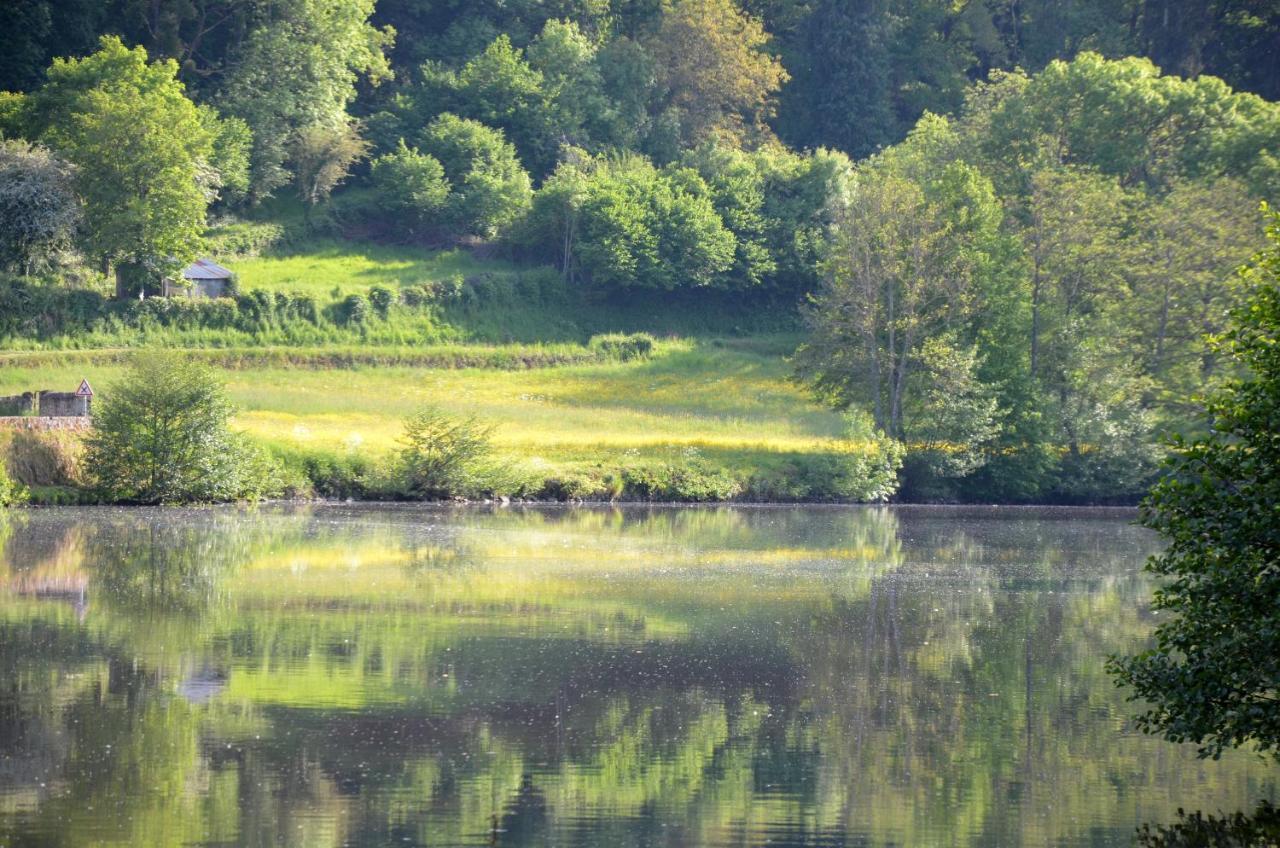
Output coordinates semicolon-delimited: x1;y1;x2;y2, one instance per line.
0;504;1274;847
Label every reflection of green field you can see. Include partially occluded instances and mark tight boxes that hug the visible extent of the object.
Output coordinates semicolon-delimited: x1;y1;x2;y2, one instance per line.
0;342;850;474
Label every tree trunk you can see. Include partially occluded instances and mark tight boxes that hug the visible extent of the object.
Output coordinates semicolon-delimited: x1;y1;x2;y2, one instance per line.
114;262;129;300
1030;252;1042;375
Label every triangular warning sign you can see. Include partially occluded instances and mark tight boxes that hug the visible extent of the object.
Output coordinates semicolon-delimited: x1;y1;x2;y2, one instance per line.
75;378;94;397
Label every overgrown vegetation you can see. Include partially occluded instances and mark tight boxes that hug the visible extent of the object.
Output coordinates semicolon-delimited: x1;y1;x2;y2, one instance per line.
0;0;1276;504
0;460;27;507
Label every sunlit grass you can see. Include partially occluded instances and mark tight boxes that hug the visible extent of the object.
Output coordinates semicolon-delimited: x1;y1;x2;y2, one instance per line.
227;238;520;297
0;340;847;473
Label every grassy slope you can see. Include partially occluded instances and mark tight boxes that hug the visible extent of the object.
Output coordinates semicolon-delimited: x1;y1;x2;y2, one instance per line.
1;235;843;480
227;239;520;298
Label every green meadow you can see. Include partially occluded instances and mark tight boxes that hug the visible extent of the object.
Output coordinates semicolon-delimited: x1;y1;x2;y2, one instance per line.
0;238;882;498
0;338;847;481
226;238;519;298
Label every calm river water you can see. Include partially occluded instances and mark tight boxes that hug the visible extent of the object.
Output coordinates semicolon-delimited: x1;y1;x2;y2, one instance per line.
0;504;1274;846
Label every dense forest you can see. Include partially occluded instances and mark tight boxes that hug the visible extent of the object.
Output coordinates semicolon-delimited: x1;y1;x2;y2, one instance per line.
1;0;1278;502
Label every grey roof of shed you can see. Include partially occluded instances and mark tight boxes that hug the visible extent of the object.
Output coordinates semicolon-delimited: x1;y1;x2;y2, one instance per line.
181;258;233;280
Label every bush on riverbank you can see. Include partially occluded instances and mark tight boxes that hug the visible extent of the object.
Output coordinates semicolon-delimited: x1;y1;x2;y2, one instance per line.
397;406;501;500
0;463;27;507
85;353;283;504
589;332;656;362
264;439;904;505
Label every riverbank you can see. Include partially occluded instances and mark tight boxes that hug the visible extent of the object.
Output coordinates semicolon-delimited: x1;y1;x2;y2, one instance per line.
0;335;1156;506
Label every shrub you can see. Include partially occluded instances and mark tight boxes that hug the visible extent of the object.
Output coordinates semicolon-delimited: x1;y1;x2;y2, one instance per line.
747;414;903;502
516;267;562;302
398;406;496;499
236;289;275;326
401;285;429;308
291;294;320;324
204;219;284;258
84;351;280;504
419;113;532;238
768;447;902;502
589;332;655;362
437;274;465;301
0;461;28;507
622;453;743;502
539;473;601;501
370;141;450;236
368;285;395;318
274;446;381;500
337;293;370;325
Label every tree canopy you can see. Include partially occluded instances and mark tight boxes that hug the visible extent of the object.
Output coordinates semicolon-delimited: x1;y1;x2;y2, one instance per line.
0;139;79;273
27;36;223;293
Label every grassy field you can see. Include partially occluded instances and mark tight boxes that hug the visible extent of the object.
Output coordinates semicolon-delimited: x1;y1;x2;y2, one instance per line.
1;233;862;497
0;339;847;478
227;239;520;298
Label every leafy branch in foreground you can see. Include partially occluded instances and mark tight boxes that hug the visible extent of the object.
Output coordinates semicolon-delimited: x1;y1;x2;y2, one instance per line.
1107;209;1280;759
1136;800;1280;847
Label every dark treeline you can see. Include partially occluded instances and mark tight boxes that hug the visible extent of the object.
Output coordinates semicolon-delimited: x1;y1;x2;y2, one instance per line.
2;0;1279;157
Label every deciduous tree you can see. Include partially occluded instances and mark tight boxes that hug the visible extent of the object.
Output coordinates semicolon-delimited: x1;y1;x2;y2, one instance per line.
32;37;216;296
646;0;788;148
218;0;392;198
0;139;80;274
795;118;1008;442
291;121;369;213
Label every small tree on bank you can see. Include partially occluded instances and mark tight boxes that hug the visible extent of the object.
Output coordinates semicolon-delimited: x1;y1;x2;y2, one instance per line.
398;406;495;499
1108;210;1280;759
85;353;274;504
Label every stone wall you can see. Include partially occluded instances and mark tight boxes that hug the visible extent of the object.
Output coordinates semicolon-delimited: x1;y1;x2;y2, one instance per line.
0;393;35;416
37;392;90;417
0;416;93;432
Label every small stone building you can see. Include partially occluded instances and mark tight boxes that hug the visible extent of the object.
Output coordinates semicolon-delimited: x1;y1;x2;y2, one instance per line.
163;258;234;298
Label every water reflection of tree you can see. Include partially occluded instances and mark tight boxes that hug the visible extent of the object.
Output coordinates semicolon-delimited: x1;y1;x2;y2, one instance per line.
89;516;241;614
404;539;476;575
